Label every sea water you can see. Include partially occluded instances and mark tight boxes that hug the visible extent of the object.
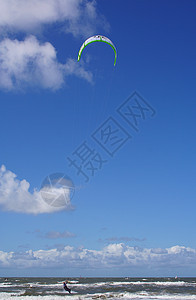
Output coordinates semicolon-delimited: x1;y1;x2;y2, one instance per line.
0;277;196;299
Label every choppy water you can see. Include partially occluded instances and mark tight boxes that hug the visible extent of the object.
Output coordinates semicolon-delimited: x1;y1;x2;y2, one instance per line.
0;277;196;299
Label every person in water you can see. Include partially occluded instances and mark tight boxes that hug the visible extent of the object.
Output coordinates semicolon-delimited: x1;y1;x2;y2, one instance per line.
63;281;71;294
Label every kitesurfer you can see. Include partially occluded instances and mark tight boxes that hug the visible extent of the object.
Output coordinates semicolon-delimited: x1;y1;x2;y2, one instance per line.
63;281;71;294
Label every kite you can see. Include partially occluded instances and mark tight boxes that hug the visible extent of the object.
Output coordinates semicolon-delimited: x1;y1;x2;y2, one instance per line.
77;35;117;66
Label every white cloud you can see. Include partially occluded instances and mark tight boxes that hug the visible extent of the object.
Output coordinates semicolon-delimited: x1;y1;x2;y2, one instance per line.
0;36;92;90
0;0;108;90
0;165;74;214
64;58;93;82
64;0;110;37
0;0;109;37
0;250;13;267
0;1;106;90
0;36;63;90
1;244;196;271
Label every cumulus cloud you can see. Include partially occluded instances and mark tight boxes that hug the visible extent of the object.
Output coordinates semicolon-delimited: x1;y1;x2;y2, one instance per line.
0;36;92;90
0;0;109;37
0;244;196;270
0;165;74;214
0;0;106;90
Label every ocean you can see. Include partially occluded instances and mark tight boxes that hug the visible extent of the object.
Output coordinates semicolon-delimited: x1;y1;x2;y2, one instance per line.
0;277;196;299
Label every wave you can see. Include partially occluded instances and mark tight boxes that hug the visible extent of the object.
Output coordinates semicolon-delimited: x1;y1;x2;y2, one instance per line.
1;278;196;299
1;279;195;293
58;280;196;289
1;291;196;300
126;280;196;287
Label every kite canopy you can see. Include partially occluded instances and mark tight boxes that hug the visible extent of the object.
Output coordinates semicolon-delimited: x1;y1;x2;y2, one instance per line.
77;35;117;66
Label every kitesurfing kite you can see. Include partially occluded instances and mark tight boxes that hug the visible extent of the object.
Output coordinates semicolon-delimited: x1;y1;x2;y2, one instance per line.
77;35;117;66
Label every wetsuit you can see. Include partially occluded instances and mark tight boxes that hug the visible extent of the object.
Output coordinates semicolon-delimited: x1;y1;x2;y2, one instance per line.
63;282;71;293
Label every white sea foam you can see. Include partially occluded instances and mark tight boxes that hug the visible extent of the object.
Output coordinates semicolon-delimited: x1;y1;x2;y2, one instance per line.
129;280;196;287
1;279;193;290
1;278;196;299
0;295;80;300
0;282;12;287
61;280;196;289
122;292;196;300
0;291;196;300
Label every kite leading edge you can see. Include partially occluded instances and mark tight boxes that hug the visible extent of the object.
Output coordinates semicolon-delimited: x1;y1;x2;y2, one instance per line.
77;35;117;66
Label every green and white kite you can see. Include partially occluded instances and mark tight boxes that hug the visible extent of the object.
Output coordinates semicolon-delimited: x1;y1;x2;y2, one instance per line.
77;35;117;66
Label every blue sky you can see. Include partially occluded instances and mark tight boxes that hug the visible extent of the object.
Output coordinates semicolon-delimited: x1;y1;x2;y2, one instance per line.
0;0;196;277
